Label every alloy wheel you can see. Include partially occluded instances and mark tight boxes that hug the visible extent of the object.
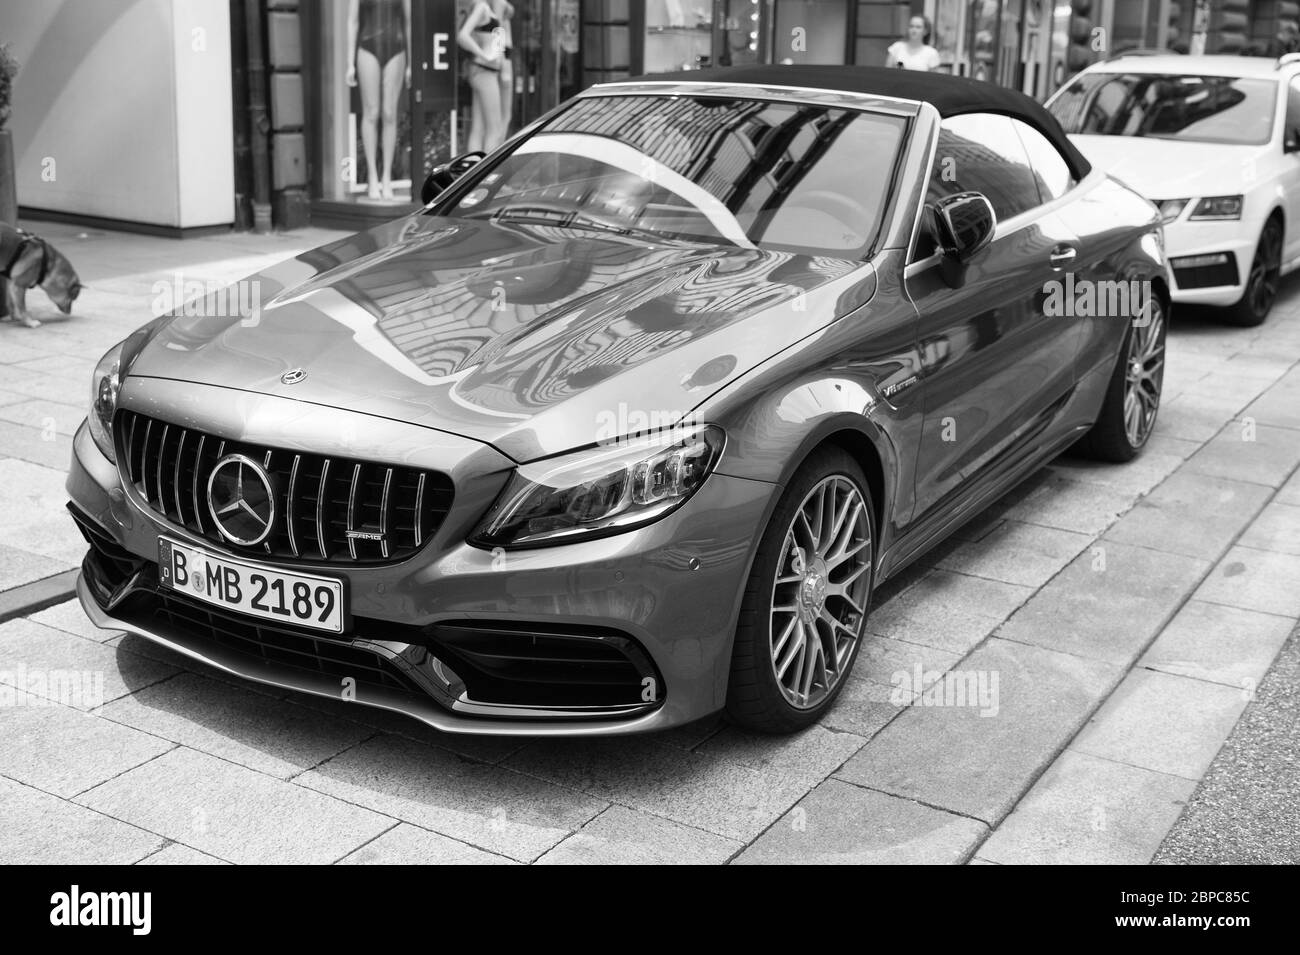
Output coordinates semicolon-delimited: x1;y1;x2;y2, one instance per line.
1246;222;1282;320
769;475;873;710
1123;301;1165;448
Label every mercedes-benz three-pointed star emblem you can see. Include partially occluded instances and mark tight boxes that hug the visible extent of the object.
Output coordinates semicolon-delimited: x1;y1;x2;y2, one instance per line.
206;454;277;546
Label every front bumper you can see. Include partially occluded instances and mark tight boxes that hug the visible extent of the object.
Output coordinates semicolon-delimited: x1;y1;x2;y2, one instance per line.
67;418;775;736
1163;218;1255;306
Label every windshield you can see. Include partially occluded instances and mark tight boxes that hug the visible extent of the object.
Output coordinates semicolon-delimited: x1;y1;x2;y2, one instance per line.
1048;72;1278;146
432;94;908;258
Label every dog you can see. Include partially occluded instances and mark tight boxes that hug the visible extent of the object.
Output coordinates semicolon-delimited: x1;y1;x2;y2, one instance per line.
0;223;83;328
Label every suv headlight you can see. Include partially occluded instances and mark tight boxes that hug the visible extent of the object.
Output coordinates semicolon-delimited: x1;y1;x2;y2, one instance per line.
88;341;124;463
1189;195;1243;220
470;424;725;548
1156;198;1189;223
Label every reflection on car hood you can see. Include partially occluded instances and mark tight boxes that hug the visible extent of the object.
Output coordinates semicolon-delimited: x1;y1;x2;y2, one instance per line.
130;215;878;461
1068;134;1267;200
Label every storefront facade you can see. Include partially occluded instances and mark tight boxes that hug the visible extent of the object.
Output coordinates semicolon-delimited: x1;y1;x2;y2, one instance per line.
14;0;1290;234
290;0;1300;229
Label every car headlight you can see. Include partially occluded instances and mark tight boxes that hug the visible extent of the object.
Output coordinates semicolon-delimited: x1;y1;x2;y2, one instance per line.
1189;195;1243;220
1156;198;1189;223
470;424;725;548
88;341;124;463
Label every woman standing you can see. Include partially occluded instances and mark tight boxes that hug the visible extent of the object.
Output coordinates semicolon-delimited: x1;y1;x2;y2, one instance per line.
347;0;412;199
459;0;515;153
885;15;941;71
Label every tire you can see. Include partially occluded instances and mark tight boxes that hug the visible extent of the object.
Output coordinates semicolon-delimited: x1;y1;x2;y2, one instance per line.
725;447;876;733
1074;295;1167;462
1226;218;1282;328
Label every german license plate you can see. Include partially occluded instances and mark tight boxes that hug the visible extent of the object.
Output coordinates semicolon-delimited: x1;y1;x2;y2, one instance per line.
157;537;345;634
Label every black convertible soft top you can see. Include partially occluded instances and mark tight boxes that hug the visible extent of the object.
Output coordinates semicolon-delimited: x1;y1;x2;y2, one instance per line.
631;64;1092;181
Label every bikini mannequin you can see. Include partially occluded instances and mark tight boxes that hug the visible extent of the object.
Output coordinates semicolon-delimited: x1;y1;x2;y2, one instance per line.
347;0;412;199
458;0;515;153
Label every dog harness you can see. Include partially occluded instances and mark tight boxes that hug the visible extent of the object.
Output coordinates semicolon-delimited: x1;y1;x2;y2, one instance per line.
0;227;49;284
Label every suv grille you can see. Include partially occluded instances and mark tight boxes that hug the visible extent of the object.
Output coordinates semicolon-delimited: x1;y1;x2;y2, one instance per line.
116;410;454;564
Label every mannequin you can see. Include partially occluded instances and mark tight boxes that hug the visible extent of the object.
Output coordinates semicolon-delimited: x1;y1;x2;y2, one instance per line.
458;0;515;153
347;0;412;199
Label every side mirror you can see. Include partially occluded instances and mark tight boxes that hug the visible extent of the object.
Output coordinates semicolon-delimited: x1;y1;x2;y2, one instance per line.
934;192;996;261
421;150;487;204
1285;128;1300;153
932;192;997;287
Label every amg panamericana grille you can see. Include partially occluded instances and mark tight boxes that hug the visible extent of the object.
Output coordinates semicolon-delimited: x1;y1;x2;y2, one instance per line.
115;410;453;563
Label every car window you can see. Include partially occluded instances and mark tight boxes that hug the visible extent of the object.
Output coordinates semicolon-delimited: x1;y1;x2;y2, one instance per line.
1286;77;1300;144
926;113;1041;222
433;94;907;259
1048;72;1278;146
1012;119;1074;202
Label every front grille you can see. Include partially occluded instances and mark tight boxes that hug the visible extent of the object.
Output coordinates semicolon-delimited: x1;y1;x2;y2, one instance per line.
116;410;454;564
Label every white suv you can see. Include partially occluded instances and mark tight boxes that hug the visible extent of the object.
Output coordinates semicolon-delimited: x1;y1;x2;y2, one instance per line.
1047;52;1300;326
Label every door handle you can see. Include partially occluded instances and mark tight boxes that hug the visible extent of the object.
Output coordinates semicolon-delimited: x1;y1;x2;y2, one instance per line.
1048;245;1077;270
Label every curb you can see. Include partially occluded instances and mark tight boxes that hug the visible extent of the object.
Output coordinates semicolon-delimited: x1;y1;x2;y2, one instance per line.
0;569;80;625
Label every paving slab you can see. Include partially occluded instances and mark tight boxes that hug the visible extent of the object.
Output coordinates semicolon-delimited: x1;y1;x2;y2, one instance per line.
1237;500;1300;555
538;805;742;865
1071;669;1249;781
1184;424;1300;488
0;702;173;798
978;750;1197;865
937;520;1091;588
96;672;376;779
0;617;180;708
1147;393;1234;443
695;722;867;781
0;544;69;593
1102;471;1271;561
996;540;1209;666
0;775;164;865
338;824;513;865
1138;599;1295;690
835;638;1119;824
1193;545;1300;618
0;420;74;469
299;733;608;862
77;747;393;865
505;735;817;844
29;597;121;643
136;843;230;865
734;778;987;864
1241;370;1300;432
1002;472;1141;536
866;569;1033;655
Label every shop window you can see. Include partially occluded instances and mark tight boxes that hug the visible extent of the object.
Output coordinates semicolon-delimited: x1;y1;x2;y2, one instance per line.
644;0;715;72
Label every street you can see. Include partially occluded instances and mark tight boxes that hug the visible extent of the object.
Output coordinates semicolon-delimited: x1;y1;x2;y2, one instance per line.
1;219;1297;865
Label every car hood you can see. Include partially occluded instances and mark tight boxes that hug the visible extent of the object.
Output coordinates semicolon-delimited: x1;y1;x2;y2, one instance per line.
1068;134;1266;199
129;215;877;461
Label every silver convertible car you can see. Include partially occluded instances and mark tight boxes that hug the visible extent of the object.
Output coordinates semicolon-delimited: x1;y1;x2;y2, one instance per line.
68;66;1169;735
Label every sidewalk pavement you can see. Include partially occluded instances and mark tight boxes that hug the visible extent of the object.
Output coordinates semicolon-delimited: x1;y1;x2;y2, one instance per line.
1;220;1298;864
